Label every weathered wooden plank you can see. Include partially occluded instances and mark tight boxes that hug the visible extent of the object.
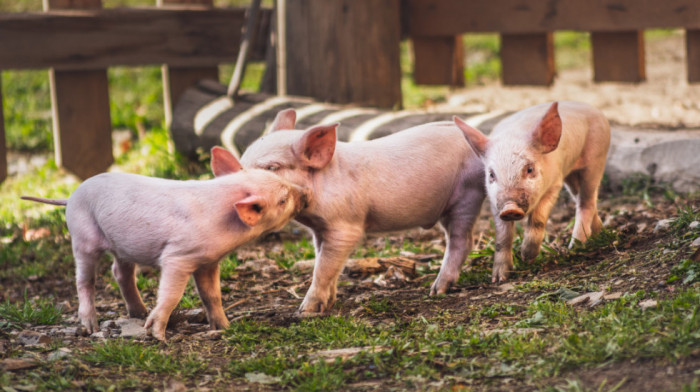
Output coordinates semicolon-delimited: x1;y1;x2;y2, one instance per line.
0;8;271;70
49;69;114;179
404;0;700;36
285;0;402;109
412;36;464;86
48;0;101;8
158;0;218;126
46;0;113;180
0;82;6;183
592;31;645;83
501;33;554;86
687;30;700;83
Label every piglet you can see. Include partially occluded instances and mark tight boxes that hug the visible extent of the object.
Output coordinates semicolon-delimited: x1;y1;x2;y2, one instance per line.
240;109;486;315
21;147;307;341
455;101;611;282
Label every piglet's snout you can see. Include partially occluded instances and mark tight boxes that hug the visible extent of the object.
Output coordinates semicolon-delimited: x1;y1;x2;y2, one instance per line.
499;202;525;221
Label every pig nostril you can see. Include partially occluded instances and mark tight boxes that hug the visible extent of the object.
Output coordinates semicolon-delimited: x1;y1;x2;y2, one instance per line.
500;209;525;221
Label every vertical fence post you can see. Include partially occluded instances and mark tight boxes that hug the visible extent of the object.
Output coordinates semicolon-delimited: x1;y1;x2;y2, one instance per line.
500;33;554;86
687;30;700;83
44;0;113;180
592;31;646;83
0;77;6;183
284;0;402;108
412;36;464;86
158;0;219;127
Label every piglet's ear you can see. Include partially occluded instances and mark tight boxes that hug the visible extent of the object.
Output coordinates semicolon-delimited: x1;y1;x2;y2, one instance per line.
270;108;297;132
532;102;562;154
235;195;266;227
211;146;242;176
293;123;338;169
454;116;488;157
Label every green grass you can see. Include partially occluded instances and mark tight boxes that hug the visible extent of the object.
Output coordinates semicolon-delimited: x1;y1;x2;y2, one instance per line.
269;237;316;269
83;339;208;376
0;293;63;325
221;290;699;390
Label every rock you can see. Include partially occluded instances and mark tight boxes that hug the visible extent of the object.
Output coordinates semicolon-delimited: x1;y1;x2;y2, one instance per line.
373;274;388;288
100;319;117;330
483;328;544;337
1;357;39;371
692;237;700;248
59;326;87;337
184;309;207;324
495;283;515;293
17;330;51;346
308;346;388;363
235;259;280;277
245;372;281;384
290;259;315;273
116;318;147;339
90;331;106;339
603;292;623;300
47;348;72;361
689;221;699;230
567;291;605;307
164;379;187;392
639;299;658;310
555;287;580;301
653;219;675;233
384;265;408;282
202;330;223;340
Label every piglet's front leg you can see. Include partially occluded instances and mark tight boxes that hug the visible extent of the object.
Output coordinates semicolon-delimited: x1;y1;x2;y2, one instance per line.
298;225;363;316
521;186;560;262
193;263;229;330
145;263;194;341
492;211;516;283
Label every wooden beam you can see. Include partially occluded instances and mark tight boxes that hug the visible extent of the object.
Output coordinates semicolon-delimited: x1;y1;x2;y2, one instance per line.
412;35;464;86
285;0;402;108
158;0;218;126
0;80;6;183
501;33;554;86
592;31;645;83
0;8;271;70
46;0;113;180
404;0;700;36
687;30;700;83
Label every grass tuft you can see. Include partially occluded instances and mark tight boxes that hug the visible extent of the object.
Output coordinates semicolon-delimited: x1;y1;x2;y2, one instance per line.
0;293;63;325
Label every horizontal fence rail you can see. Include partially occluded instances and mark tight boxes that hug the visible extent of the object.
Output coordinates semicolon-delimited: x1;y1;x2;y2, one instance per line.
403;0;700;36
0;7;270;70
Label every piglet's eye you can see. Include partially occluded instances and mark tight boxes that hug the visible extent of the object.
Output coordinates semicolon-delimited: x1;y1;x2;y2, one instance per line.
278;198;287;206
266;164;280;171
488;170;496;182
526;165;534;174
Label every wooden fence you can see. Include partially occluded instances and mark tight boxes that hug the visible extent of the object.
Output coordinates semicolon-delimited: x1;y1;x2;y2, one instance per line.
0;0;270;182
1;0;699;183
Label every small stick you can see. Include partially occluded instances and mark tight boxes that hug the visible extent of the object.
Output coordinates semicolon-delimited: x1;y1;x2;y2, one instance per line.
224;298;247;312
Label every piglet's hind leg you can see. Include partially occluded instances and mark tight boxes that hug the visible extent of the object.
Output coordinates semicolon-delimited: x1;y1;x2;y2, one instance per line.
73;248;100;334
193;263;229;330
112;259;148;319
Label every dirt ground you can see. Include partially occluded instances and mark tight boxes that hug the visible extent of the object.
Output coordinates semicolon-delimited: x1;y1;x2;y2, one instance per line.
2;187;698;390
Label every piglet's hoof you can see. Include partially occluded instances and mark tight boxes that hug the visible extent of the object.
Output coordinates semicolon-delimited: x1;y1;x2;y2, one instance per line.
144;316;168;342
295;297;332;318
430;273;458;296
